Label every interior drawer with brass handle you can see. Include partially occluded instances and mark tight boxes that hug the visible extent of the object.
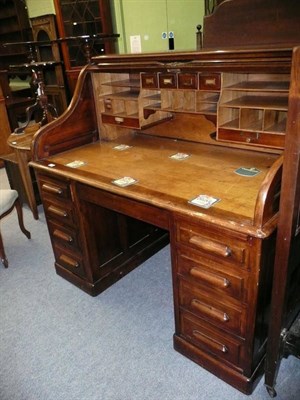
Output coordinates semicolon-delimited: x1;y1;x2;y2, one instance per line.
178;73;198;89
141;73;158;88
101;114;140;128
199;73;221;90
158;73;177;88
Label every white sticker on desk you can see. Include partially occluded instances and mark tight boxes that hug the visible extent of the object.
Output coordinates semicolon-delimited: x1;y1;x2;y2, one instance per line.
113;144;132;151
65;160;87;168
189;194;220;209
169;152;190;161
112;176;138;187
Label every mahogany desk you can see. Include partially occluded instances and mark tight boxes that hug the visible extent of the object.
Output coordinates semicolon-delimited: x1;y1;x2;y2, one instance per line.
29;0;300;395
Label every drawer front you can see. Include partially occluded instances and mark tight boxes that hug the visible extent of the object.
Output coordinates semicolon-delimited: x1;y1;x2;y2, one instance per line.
141;73;158;88
48;219;81;252
176;221;248;267
177;249;247;302
180;312;243;367
179;279;245;337
39;175;71;201
101;113;140;128
199;73;221;90
53;244;86;278
159;73;177;88
218;128;285;149
44;199;76;227
178;73;198;89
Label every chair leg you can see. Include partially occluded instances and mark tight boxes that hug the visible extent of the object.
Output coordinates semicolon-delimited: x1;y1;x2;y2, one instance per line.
0;230;9;268
14;198;31;239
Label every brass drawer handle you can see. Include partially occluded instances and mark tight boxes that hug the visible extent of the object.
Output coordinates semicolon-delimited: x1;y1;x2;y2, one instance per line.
191;299;230;322
115;117;124;123
59;254;79;269
48;205;68;218
182;79;194;86
53;229;74;243
190;267;230;288
145;77;155;85
162;78;173;85
192;330;228;353
42;183;63;195
204;78;216;86
189;235;232;258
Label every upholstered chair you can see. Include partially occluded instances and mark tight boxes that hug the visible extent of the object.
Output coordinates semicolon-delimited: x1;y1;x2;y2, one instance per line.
0;189;31;268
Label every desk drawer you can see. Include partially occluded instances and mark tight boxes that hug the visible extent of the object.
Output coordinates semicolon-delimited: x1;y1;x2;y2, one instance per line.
179;279;245;337
199;73;221;90
48;219;81;252
39;175;71;201
177;249;247;302
159;73;177;88
101;113;140;129
178;73;198;89
141;73;158;88
44;199;76;227
176;220;248;267
217;128;285;149
180;312;243;367
53;245;86;278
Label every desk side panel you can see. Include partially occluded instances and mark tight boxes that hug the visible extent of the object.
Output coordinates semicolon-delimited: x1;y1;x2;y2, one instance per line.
31;67;99;161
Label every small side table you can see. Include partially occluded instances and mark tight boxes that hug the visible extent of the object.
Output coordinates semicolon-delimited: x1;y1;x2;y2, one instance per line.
7;124;40;220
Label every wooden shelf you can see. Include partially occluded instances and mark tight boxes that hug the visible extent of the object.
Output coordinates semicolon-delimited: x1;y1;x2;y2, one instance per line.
225;80;290;92
222;96;288;110
102;79;140;88
102;91;139;100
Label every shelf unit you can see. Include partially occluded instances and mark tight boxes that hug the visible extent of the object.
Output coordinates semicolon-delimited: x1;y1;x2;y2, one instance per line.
54;0;117;93
142;72;220;118
217;73;290;149
0;0;32;70
30;14;68;116
93;71;221;141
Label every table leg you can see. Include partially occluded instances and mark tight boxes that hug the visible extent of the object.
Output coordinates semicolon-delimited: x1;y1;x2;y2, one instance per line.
14;149;39;220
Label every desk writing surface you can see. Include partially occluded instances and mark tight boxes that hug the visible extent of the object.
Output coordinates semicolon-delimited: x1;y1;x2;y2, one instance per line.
39;133;279;229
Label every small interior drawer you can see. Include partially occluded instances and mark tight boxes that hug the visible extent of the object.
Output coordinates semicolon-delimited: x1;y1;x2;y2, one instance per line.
217;128;285;149
159;73;177;88
101;113;140;129
141;73;158;88
199;73;221;90
178;73;198;89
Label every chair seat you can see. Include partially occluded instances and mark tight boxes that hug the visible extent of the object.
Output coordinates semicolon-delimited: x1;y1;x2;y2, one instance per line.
0;189;31;268
0;190;18;216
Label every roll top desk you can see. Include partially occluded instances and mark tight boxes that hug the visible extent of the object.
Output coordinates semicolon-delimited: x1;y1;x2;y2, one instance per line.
29;1;300;395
